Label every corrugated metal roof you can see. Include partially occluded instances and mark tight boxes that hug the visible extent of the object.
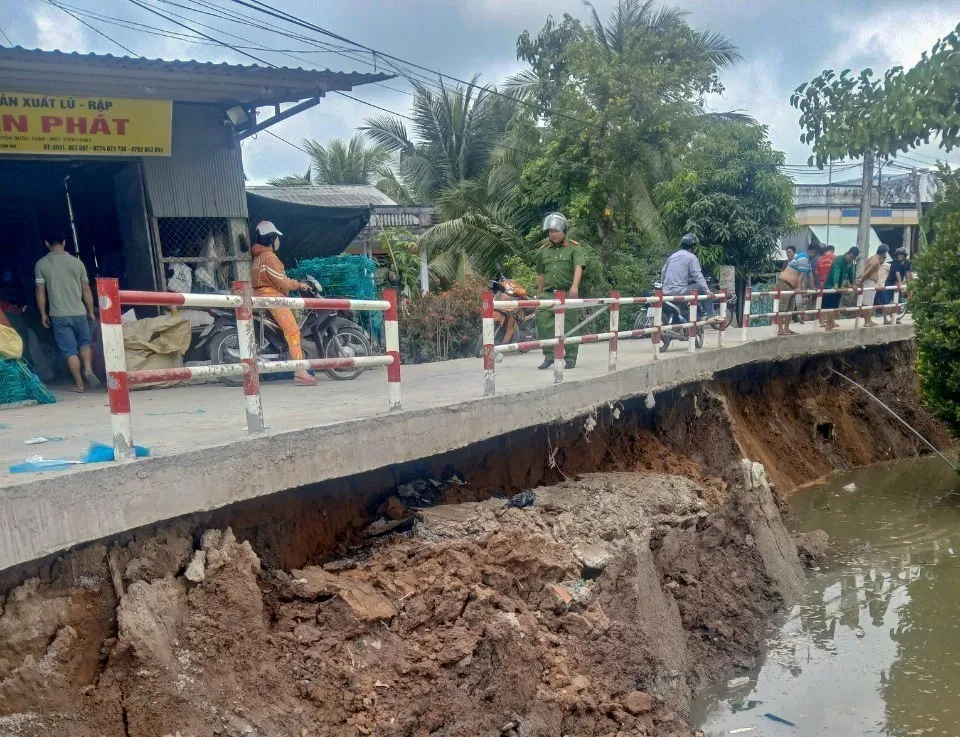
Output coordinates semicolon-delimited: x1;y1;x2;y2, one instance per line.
0;47;392;105
247;185;398;207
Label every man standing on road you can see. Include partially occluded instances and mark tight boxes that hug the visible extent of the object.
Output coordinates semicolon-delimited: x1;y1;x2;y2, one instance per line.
856;244;889;328
822;247;858;331
816;245;836;327
535;212;585;371
775;242;820;336
35;231;99;392
660;233;718;321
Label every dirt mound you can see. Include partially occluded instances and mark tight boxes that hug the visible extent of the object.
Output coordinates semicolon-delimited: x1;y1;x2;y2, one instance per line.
0;466;802;737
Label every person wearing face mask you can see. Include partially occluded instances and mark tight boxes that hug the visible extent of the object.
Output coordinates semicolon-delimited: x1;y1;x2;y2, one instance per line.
251;221;316;385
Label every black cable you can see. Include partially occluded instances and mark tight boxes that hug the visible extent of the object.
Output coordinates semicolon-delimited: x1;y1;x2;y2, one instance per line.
44;0;142;57
0;21;14;46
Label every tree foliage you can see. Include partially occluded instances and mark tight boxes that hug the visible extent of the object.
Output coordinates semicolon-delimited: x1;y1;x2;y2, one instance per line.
653;122;795;275
792;22;960;167
913;166;960;436
513;0;745;277
268;134;390;187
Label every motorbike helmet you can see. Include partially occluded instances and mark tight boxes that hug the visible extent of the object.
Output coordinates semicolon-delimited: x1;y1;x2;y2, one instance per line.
542;212;568;233
254;220;283;247
680;233;698;249
895;246;908;257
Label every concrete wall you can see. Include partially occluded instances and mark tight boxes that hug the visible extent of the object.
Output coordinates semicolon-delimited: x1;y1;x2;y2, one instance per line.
0;325;916;573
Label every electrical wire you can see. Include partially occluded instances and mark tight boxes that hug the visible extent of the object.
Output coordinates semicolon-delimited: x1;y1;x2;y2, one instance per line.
43;0;142;57
0;21;14;46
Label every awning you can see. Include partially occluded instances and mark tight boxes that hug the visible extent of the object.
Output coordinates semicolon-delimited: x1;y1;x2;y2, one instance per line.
809;225;883;258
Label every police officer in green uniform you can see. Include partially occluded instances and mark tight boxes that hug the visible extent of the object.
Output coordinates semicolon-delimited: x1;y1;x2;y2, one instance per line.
535;212;585;370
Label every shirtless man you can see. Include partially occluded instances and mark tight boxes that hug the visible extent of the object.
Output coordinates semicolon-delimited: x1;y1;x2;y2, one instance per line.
856;244;888;328
775;242;820;336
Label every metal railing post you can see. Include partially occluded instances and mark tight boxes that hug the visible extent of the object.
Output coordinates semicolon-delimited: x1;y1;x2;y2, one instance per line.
653;290;663;359
892;284;901;322
384;289;402;410
741;287;752;342
608;290;619;371
233;280;264;434
773;284;782;336
718;289;727;348
855;287;864;329
481;290;496;396
553;291;565;384
97;277;134;460
688;290;698;353
815;288;824;325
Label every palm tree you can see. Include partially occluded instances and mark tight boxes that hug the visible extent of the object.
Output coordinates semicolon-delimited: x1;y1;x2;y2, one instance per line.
361;76;515;203
268;134;391;187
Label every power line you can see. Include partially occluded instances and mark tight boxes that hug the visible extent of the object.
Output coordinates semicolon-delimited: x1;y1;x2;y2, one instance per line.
44;0;142;57
0;21;13;46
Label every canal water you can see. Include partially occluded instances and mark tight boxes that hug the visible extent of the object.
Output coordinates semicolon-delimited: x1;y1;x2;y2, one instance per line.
693;455;960;737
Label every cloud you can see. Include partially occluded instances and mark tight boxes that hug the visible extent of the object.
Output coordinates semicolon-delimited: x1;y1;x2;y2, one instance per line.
31;6;85;52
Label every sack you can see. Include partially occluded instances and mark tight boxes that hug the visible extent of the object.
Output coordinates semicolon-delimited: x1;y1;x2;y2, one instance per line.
0;324;23;360
123;315;191;390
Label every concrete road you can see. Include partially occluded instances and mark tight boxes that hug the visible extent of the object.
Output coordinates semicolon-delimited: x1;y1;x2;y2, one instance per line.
0;317;905;485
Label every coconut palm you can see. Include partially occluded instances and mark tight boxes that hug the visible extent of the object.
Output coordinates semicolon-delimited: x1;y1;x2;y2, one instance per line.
361;76;515;203
268;134;391;187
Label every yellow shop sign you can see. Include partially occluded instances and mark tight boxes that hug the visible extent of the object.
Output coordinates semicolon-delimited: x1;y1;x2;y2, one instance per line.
0;92;172;156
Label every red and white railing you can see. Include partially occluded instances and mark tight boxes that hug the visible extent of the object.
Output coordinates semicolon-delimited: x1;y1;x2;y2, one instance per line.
481;288;728;396
97;278;400;460
740;284;902;340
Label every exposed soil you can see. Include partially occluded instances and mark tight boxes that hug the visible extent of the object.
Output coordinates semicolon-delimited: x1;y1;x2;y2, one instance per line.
0;341;950;737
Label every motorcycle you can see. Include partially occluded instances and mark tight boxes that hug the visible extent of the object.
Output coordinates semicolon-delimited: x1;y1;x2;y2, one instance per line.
632;279;736;352
477;265;539;353
194;276;373;385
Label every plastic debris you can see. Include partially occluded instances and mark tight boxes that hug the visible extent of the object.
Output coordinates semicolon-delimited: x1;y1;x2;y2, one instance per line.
729;729;756;735
84;442;150;463
763;713;796;727
727;677;752;690
503;490;536;510
9;456;85;473
843;483;857;492
24;436;63;445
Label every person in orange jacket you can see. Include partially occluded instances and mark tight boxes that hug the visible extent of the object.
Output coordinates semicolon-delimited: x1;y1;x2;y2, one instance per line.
251;221;316;385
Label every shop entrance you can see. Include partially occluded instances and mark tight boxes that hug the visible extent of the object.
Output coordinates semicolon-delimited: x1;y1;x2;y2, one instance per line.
0;157;157;379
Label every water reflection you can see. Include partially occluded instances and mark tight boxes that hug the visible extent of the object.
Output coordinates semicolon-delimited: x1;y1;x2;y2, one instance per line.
693;455;960;737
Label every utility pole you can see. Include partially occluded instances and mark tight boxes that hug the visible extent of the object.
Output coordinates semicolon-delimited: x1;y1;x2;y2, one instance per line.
856;150;875;270
914;168;923;252
825;160;833;247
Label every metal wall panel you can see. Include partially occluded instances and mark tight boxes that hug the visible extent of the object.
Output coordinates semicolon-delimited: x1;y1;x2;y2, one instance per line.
142;103;247;218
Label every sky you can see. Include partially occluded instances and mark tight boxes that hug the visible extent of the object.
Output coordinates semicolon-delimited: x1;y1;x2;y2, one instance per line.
2;0;959;184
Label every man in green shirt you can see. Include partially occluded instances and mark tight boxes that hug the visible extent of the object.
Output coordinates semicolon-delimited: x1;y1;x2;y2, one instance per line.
822;246;859;332
535;212;585;370
35;231;99;392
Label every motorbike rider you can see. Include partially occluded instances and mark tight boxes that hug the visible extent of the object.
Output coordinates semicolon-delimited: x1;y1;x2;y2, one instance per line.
660;233;718;321
251;221;316;386
535;212;585;370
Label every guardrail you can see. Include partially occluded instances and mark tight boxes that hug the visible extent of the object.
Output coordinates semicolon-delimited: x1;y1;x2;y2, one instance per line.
741;284;902;340
481;288;728;396
96;278;400;460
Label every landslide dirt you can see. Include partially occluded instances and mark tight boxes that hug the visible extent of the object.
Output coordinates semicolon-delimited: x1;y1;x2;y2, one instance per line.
0;464;802;737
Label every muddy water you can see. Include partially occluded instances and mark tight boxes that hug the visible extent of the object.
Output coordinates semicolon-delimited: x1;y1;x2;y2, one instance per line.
693;455;960;737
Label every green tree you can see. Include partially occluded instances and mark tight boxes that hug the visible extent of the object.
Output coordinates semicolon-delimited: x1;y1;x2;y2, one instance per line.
913;167;960;435
513;0;746;278
792;23;960;167
653;122;796;276
361;77;515;203
268;134;391;186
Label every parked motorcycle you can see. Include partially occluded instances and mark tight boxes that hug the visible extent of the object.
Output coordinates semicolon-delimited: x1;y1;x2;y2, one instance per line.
195;277;373;385
477;266;539;353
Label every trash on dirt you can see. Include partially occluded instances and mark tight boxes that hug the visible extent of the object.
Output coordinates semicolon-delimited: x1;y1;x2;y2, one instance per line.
503;490;536;510
843;483;857;492
24;436;63;445
729;728;756;734
763;713;796;727
727;676;752;690
362;517;415;539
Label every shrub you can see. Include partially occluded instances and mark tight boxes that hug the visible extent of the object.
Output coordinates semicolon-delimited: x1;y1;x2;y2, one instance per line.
914;167;960;436
399;279;484;364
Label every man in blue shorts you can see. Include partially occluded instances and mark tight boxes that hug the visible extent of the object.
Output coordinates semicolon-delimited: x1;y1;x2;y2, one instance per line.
35;231;99;392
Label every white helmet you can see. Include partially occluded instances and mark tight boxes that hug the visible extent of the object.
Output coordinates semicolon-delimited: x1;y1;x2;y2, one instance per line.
255;220;282;237
542;212;567;233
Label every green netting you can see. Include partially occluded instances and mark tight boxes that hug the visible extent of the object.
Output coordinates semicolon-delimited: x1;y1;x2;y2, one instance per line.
0;358;57;406
286;255;383;335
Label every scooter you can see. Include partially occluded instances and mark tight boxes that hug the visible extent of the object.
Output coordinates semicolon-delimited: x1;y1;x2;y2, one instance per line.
478;266;539;352
633;279;735;350
194;277;373;385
